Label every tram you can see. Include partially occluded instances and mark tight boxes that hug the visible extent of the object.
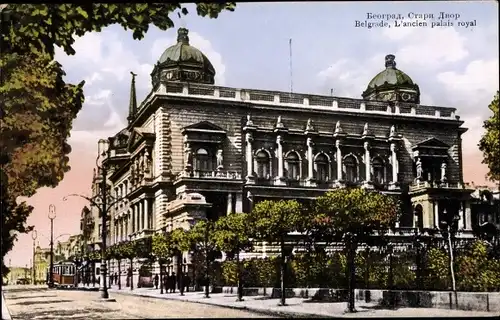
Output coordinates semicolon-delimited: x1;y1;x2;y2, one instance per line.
47;262;76;288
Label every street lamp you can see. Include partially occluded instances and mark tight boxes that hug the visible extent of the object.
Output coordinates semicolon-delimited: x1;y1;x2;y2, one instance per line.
48;204;56;288
439;208;460;309
32;230;37;285
97;138;111;300
63;138;124;301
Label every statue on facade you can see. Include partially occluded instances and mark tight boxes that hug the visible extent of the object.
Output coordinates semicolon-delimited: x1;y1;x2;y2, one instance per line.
389;125;396;137
441;161;447;182
416;158;423;179
306;119;315;132
185;145;193;171
246;114;254;126
335;121;343;134
144;149;152;176
363;123;369;136
276;116;284;129
216;149;224;170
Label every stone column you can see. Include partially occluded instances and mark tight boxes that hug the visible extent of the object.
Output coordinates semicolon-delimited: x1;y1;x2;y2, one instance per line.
245;133;255;183
458;201;465;230
128;210;133;235
336;140;343;181
144;199;149;230
364;141;372;188
434;201;440;228
131;207;135;233
276;135;285;183
464;201;472;230
227;193;233;215
307;137;314;180
389;143;399;190
235;193;243;213
138;202;143;231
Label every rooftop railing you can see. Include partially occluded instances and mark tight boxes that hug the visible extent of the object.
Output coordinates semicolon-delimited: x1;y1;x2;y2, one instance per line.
138;82;458;121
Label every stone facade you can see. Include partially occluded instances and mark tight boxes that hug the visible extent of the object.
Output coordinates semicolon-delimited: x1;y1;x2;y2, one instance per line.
85;28;477;279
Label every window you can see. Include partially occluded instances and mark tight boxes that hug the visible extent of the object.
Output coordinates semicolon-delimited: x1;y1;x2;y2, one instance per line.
344;155;358;182
315;154;329;182
286;152;300;180
256;150;270;178
372;157;385;184
194;148;211;171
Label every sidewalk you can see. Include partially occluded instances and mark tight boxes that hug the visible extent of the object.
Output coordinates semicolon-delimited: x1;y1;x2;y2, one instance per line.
1;291;12;320
107;286;498;318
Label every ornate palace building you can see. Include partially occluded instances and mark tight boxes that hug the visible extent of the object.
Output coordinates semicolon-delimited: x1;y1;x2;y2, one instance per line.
89;28;477;283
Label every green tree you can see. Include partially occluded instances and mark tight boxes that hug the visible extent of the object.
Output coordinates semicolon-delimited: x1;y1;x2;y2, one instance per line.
110;242;126;290
152;233;175;294
119;241;137;290
214;213;254;301
188;221;220;298
313;188;400;312
171;227;193;294
0;2;235;278
2;3;236;57
479;91;500;182
455;240;500;291
250;199;303;306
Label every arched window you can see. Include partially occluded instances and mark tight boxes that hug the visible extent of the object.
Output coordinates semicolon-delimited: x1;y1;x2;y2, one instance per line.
344;155;357;182
286;152;300;180
256;150;270;178
414;204;424;230
372;157;385;184
315;154;329;182
194;148;211;171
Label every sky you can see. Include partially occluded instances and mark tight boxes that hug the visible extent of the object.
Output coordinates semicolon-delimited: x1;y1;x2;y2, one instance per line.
5;1;499;268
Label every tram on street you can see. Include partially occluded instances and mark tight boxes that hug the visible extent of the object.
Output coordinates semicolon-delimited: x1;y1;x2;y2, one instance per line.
47;262;76;288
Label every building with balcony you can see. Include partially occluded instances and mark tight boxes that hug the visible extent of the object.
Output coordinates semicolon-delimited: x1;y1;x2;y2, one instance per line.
95;28;477;280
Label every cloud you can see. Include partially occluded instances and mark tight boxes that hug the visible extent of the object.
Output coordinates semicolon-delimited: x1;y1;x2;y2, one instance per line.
382;25;468;68
151;31;227;86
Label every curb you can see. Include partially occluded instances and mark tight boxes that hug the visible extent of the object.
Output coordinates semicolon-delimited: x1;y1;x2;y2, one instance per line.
109;290;332;318
1;292;12;320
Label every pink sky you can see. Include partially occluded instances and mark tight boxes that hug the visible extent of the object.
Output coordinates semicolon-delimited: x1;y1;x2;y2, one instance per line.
5;137;495;268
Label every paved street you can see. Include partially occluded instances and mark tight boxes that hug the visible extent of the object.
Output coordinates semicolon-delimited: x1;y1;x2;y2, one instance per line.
1;285;271;319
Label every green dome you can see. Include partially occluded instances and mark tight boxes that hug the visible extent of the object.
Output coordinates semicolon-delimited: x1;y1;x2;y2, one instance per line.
367;66;414;88
151;28;216;86
362;54;420;103
158;29;215;74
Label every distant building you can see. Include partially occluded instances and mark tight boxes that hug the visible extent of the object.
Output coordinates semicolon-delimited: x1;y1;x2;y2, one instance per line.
34;246;50;284
6;266;31;285
469;184;500;242
87;28;478;284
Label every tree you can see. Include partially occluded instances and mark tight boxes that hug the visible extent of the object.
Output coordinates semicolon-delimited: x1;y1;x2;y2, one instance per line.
188;221;220;298
214;213;254;301
1;3;236;57
119;241;137;290
479;91;500;182
250;200;303;306
171;228;193;295
313;188;400;312
0;2;235;278
0;52;83;277
152;233;175;294
109;243;126;290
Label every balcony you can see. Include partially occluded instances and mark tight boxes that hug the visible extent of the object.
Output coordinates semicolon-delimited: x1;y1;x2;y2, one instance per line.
409;180;464;192
176;170;242;180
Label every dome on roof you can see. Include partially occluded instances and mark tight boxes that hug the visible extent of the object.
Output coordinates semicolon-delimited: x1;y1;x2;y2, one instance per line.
362;54;420;104
151;28;216;88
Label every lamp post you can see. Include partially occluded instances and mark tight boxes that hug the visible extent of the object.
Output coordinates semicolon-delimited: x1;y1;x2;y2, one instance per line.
98;138;110;300
439;208;460;309
32;230;37;285
204;221;210;299
48;204;56;288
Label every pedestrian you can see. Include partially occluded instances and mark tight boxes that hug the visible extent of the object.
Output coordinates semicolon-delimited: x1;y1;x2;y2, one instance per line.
163;273;168;292
115;273;118;285
185;273;191;292
154;274;159;289
170;272;176;293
